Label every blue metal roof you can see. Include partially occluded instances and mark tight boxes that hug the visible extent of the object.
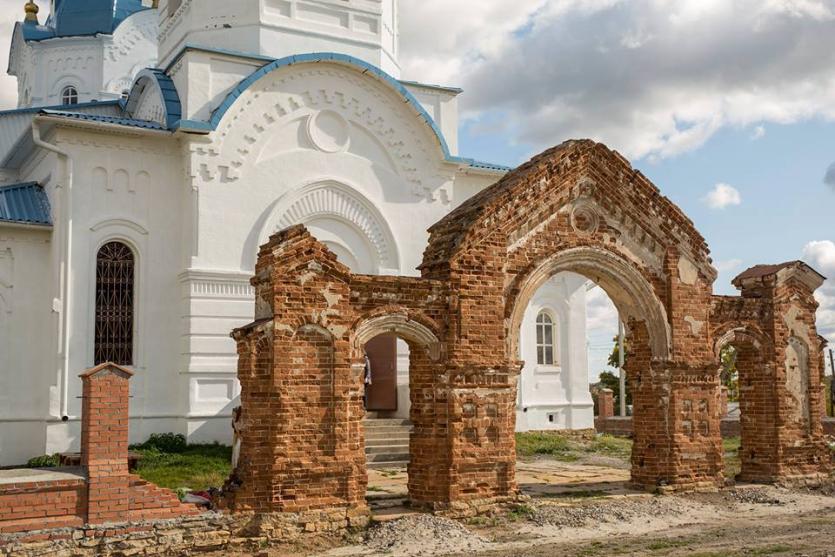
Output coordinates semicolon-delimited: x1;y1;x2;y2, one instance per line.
39;109;167;131
124;69;182;128
0;182;51;226
21;0;148;41
173;49;511;174
0;99;122;117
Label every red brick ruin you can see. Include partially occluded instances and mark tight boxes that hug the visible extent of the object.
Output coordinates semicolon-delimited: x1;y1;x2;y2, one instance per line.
225;140;830;524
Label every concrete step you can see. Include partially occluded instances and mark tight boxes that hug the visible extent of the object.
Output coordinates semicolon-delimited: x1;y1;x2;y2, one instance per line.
365;437;409;448
367;452;411;463
366;444;409;455
364;419;412;428
366;430;411;438
368;460;409;470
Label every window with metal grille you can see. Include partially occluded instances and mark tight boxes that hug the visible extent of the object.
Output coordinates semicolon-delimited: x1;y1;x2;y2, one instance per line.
536;311;556;366
94;241;134;365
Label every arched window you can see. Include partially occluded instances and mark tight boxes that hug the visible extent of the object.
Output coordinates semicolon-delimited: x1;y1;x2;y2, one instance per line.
61;85;79;106
536;312;556;366
94;241;135;365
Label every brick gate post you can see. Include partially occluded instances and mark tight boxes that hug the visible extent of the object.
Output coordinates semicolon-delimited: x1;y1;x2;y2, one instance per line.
80;362;134;525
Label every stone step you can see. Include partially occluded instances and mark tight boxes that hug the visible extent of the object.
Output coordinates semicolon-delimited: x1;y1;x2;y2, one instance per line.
366;437;410;447
366;444;409;455
366;431;410;440
372;505;420;522
368;460;409;470
364;419;412;428
367;452;411;463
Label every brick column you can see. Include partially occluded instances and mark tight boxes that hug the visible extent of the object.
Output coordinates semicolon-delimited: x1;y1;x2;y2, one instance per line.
598;389;614;419
80;362;134;525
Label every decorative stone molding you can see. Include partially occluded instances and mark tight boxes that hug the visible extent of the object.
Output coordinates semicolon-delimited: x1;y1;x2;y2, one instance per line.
191;62;448;201
261;181;400;272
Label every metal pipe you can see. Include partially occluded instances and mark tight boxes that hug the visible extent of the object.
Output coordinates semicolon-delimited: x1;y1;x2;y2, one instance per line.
32;119;73;421
618;319;626;417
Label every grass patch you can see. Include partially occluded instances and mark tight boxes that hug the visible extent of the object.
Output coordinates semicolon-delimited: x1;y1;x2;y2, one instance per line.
587;435;632;459
131;438;232;492
724;436;741;479
515;432;632;463
646;539;692;551
507;503;537;521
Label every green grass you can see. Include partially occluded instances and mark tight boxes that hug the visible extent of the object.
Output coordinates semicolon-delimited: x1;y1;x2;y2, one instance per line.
132;443;232;492
515;432;632;463
515;432;578;460
724;436;741;479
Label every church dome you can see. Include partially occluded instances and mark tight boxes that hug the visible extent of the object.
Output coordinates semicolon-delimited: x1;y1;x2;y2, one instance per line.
22;0;148;40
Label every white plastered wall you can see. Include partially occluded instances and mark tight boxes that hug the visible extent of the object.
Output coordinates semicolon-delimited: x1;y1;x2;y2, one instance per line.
516;272;595;432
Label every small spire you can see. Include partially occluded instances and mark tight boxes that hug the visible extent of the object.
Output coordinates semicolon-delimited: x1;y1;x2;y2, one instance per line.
24;0;39;23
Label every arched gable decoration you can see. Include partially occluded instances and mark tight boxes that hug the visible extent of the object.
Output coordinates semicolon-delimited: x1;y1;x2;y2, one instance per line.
179;52;510;192
255;181;400;273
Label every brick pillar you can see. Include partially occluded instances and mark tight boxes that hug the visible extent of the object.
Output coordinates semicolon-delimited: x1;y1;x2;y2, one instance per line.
80;362;134;525
598;389;614;419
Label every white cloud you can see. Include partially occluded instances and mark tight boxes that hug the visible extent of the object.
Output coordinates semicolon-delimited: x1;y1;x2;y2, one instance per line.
400;0;835;160
715;258;744;273
751;125;766;140
704;183;742;209
802;240;835;344
0;1;24;109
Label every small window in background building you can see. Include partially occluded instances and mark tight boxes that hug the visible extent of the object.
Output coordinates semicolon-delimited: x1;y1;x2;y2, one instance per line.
61;85;78;106
536;311;556;366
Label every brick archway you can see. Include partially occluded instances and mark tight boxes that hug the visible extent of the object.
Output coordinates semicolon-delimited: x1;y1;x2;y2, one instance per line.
506;246;671;361
226;140;830;526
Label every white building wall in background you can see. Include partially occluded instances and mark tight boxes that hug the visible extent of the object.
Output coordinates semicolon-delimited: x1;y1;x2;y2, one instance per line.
0;0;593;465
516;272;595;432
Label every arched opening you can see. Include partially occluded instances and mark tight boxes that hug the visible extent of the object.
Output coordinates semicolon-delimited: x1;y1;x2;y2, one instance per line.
352;314;442;510
94;241;135;366
509;248;674;495
714;328;774;482
516;272;595;432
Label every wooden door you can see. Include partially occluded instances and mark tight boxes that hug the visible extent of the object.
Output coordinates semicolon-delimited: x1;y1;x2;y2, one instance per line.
365;334;398;411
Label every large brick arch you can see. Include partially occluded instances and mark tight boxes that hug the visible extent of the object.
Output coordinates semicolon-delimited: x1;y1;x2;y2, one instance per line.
421;140;724;492
225;140;830;527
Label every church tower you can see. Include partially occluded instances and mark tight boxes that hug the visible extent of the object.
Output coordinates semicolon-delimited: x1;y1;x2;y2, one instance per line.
157;0;400;77
8;0;158;107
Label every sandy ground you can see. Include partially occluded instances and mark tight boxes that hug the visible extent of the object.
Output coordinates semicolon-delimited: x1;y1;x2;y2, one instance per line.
210;458;835;557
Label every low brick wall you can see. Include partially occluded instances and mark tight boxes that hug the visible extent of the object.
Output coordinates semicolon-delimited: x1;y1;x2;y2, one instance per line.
0;470;86;534
598;416;835;439
0;364;199;539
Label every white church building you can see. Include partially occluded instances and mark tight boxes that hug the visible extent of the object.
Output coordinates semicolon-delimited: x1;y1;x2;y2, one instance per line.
0;0;594;466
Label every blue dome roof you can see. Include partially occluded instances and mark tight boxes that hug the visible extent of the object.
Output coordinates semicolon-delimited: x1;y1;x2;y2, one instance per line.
22;0;148;41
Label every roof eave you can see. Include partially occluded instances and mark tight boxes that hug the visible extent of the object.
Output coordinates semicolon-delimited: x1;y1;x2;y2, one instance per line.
33;114;173;136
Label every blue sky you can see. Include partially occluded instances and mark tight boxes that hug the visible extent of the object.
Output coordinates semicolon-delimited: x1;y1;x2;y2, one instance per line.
461;112;835;381
460;116;835;380
398;0;835;380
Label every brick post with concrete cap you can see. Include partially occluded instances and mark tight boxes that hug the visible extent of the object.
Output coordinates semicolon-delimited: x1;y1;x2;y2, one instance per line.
598;389;615;420
80;362;133;525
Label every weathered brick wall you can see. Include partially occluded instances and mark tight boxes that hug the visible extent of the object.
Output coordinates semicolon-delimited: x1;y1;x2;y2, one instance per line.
710;262;831;483
423;140;724;492
227;140;831;521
